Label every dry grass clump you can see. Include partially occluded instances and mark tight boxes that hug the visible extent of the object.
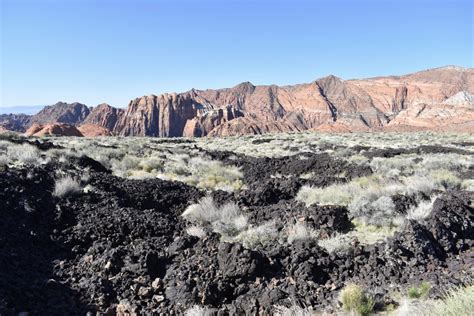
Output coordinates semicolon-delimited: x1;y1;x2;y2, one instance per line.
461;179;474;191
53;176;82;198
273;305;313;316
339;284;374;315
184;305;216;316
317;232;355;254
422;285;474;316
406;195;438;221
182;196;248;240
60;137;244;192
183;197;279;248
396;284;474;316
296;184;353;207
185;225;207;238
234;221;279;249
407;281;431;299
5;143;43;165
318;220;401;252
0;154;8;167
429;169;461;190
286;221;318;244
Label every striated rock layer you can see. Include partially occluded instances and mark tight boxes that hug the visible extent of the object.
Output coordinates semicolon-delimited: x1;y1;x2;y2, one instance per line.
24;123;84;137
2;66;473;136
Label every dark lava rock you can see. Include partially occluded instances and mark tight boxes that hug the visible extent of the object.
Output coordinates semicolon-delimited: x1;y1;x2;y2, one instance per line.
1;149;473;315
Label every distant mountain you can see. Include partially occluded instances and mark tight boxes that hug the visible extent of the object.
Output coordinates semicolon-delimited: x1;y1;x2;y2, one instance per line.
0;105;44;115
1;66;473;136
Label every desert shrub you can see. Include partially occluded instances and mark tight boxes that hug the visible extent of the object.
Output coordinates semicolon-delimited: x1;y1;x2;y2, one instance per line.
139;156;164;173
352;220;402;244
408;282;431;299
422;285;474;316
0;154;8;167
407;196;438;221
111;155;141;175
188;157;243;191
297;178;406;227
157;155;243;191
421;153;473;172
184;305;216;316
461;179;474;191
53;176;82;198
339;284;375;315
182;196;221;224
403;175;436;196
0;140;10;152
7;143;42;165
370;155;420;176
211;203;248;237
273;305;312;316
287;221;317;244
296;184;353;207
429;169;461;190
182;197;247;239
349;195;397;227
235;221;279;249
318;233;354;254
186;225;207;238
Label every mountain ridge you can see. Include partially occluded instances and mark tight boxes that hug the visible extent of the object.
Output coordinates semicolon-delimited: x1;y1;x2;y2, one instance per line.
1;66;473;136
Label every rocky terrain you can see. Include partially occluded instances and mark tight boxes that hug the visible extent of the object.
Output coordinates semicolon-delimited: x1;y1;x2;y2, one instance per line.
0;132;473;315
1;66;473;137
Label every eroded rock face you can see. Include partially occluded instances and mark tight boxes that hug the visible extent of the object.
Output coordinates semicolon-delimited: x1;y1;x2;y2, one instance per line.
0;114;32;132
113;66;472;136
24;123;84;137
113;93;199;137
1;66;473;136
30;102;90;126
83;103;124;131
77;124;113;137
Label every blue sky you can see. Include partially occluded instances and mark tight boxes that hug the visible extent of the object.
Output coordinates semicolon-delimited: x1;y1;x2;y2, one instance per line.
1;0;472;108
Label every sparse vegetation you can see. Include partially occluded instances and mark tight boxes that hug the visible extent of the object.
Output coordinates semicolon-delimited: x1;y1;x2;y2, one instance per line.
339;284;375;315
186;225;207;238
287;221;317;244
184;305;216;316
407;196;438;221
407;281;431;299
182;197;248;240
53;176;82;198
6;143;42;165
235;221;279;249
318;232;354;254
422;285;474;316
273;305;312;316
4;132;471;314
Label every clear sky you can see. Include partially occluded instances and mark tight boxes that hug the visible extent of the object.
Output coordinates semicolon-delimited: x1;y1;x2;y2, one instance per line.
1;0;472;107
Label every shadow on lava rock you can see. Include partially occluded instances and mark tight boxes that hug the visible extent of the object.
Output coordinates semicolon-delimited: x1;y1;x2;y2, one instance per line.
0;166;93;315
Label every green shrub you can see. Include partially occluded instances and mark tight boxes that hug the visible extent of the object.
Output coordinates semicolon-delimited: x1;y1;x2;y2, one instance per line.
339;284;375;315
422;285;474;316
408;281;431;299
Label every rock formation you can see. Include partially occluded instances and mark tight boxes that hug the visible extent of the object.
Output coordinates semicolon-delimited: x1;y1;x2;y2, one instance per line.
30;102;90;126
77;124;113;137
24;123;84;137
0;114;31;132
82;103;124;131
3;66;473;136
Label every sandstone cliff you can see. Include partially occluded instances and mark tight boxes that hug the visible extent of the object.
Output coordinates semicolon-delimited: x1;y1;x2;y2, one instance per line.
82;103;124;131
4;66;473;136
24;123;84;137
